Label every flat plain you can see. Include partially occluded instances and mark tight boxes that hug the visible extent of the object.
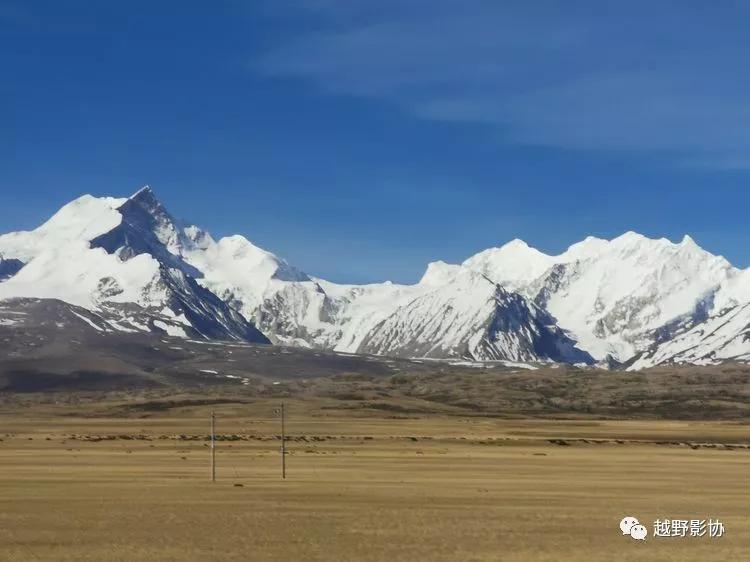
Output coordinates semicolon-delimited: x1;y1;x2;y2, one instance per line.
0;395;748;562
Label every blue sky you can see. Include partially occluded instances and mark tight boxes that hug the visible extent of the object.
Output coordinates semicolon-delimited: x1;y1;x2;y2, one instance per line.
3;1;750;283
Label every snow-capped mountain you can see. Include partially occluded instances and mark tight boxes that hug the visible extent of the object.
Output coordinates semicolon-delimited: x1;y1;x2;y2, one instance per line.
624;269;750;369
182;244;590;362
461;233;744;368
0;187;589;363
0;189;268;343
2;186;749;369
356;263;589;363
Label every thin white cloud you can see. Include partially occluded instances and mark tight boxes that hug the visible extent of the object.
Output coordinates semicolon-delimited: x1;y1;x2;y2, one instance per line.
256;0;750;167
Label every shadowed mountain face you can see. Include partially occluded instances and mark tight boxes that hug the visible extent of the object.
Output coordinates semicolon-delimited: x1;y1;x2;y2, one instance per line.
156;266;268;343
90;187;203;278
86;190;269;344
356;280;591;364
0;257;24;281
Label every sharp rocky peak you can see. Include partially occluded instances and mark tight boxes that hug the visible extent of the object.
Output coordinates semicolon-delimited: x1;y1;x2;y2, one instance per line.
89;185;202;277
120;185;171;222
129;184;156;201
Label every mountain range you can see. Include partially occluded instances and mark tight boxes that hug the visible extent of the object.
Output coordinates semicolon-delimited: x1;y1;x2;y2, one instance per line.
1;186;749;370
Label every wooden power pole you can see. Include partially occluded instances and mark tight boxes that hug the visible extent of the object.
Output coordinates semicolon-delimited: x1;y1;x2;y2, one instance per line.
281;402;286;479
210;410;216;482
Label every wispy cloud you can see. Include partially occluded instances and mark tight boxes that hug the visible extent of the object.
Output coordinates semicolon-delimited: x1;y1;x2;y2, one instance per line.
256;1;750;167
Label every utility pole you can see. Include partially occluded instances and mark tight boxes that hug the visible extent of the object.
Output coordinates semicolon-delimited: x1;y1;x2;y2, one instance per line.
273;402;288;479
280;402;286;479
210;410;216;482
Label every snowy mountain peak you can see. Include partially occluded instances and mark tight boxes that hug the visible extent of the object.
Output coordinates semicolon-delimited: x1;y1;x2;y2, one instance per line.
89;187;202;278
610;232;696;256
203;235;309;283
680;234;696;246
420;261;496;289
462;240;554;291
39;194;126;238
215;234;265;257
562;235;609;260
130;185;154;199
558;232;729;266
124;186;174;232
419;261;463;286
0;194;126;262
613;230;646;243
502;238;531;250
118;186;178;238
183;225;215;250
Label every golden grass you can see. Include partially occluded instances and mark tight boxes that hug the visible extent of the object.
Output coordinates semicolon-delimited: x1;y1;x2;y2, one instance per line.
0;398;748;561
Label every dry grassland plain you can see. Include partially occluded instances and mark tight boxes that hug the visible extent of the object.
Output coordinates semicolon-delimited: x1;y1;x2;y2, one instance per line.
0;397;748;561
